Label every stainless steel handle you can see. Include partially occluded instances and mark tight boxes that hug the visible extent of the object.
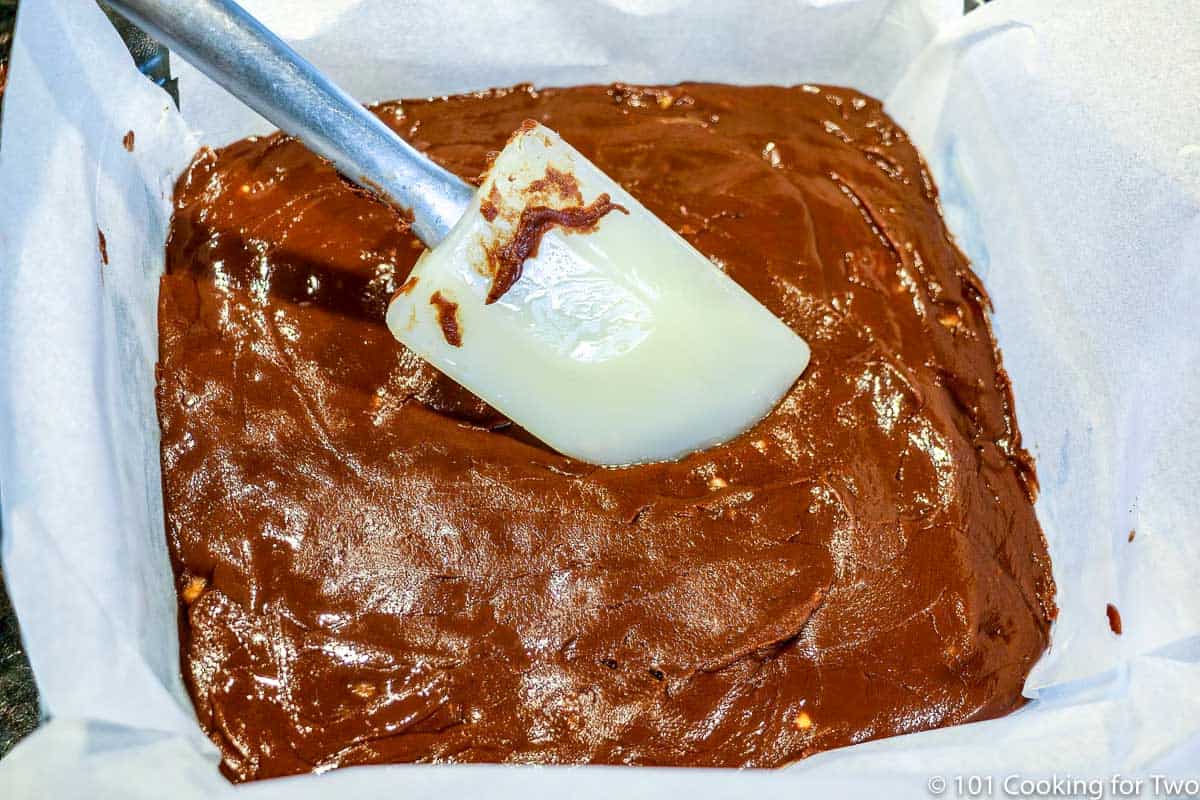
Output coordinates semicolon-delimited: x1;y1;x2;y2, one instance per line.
106;0;473;245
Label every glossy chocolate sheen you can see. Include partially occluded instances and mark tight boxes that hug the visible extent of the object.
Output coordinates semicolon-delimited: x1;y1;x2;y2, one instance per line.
157;83;1056;781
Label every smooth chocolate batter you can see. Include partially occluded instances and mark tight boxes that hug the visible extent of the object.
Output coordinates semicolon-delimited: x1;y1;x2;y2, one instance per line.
157;83;1056;782
428;291;462;347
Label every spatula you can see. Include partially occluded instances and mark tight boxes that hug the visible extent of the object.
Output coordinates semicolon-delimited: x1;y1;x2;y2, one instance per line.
107;0;811;465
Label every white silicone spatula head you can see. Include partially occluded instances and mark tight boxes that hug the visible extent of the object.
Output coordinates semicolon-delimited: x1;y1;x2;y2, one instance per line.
108;0;810;466
387;123;810;465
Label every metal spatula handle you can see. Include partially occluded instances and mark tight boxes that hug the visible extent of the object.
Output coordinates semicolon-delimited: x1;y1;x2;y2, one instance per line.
106;0;474;245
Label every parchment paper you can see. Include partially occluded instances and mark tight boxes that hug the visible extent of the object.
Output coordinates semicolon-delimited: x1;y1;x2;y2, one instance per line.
1;0;1197;797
